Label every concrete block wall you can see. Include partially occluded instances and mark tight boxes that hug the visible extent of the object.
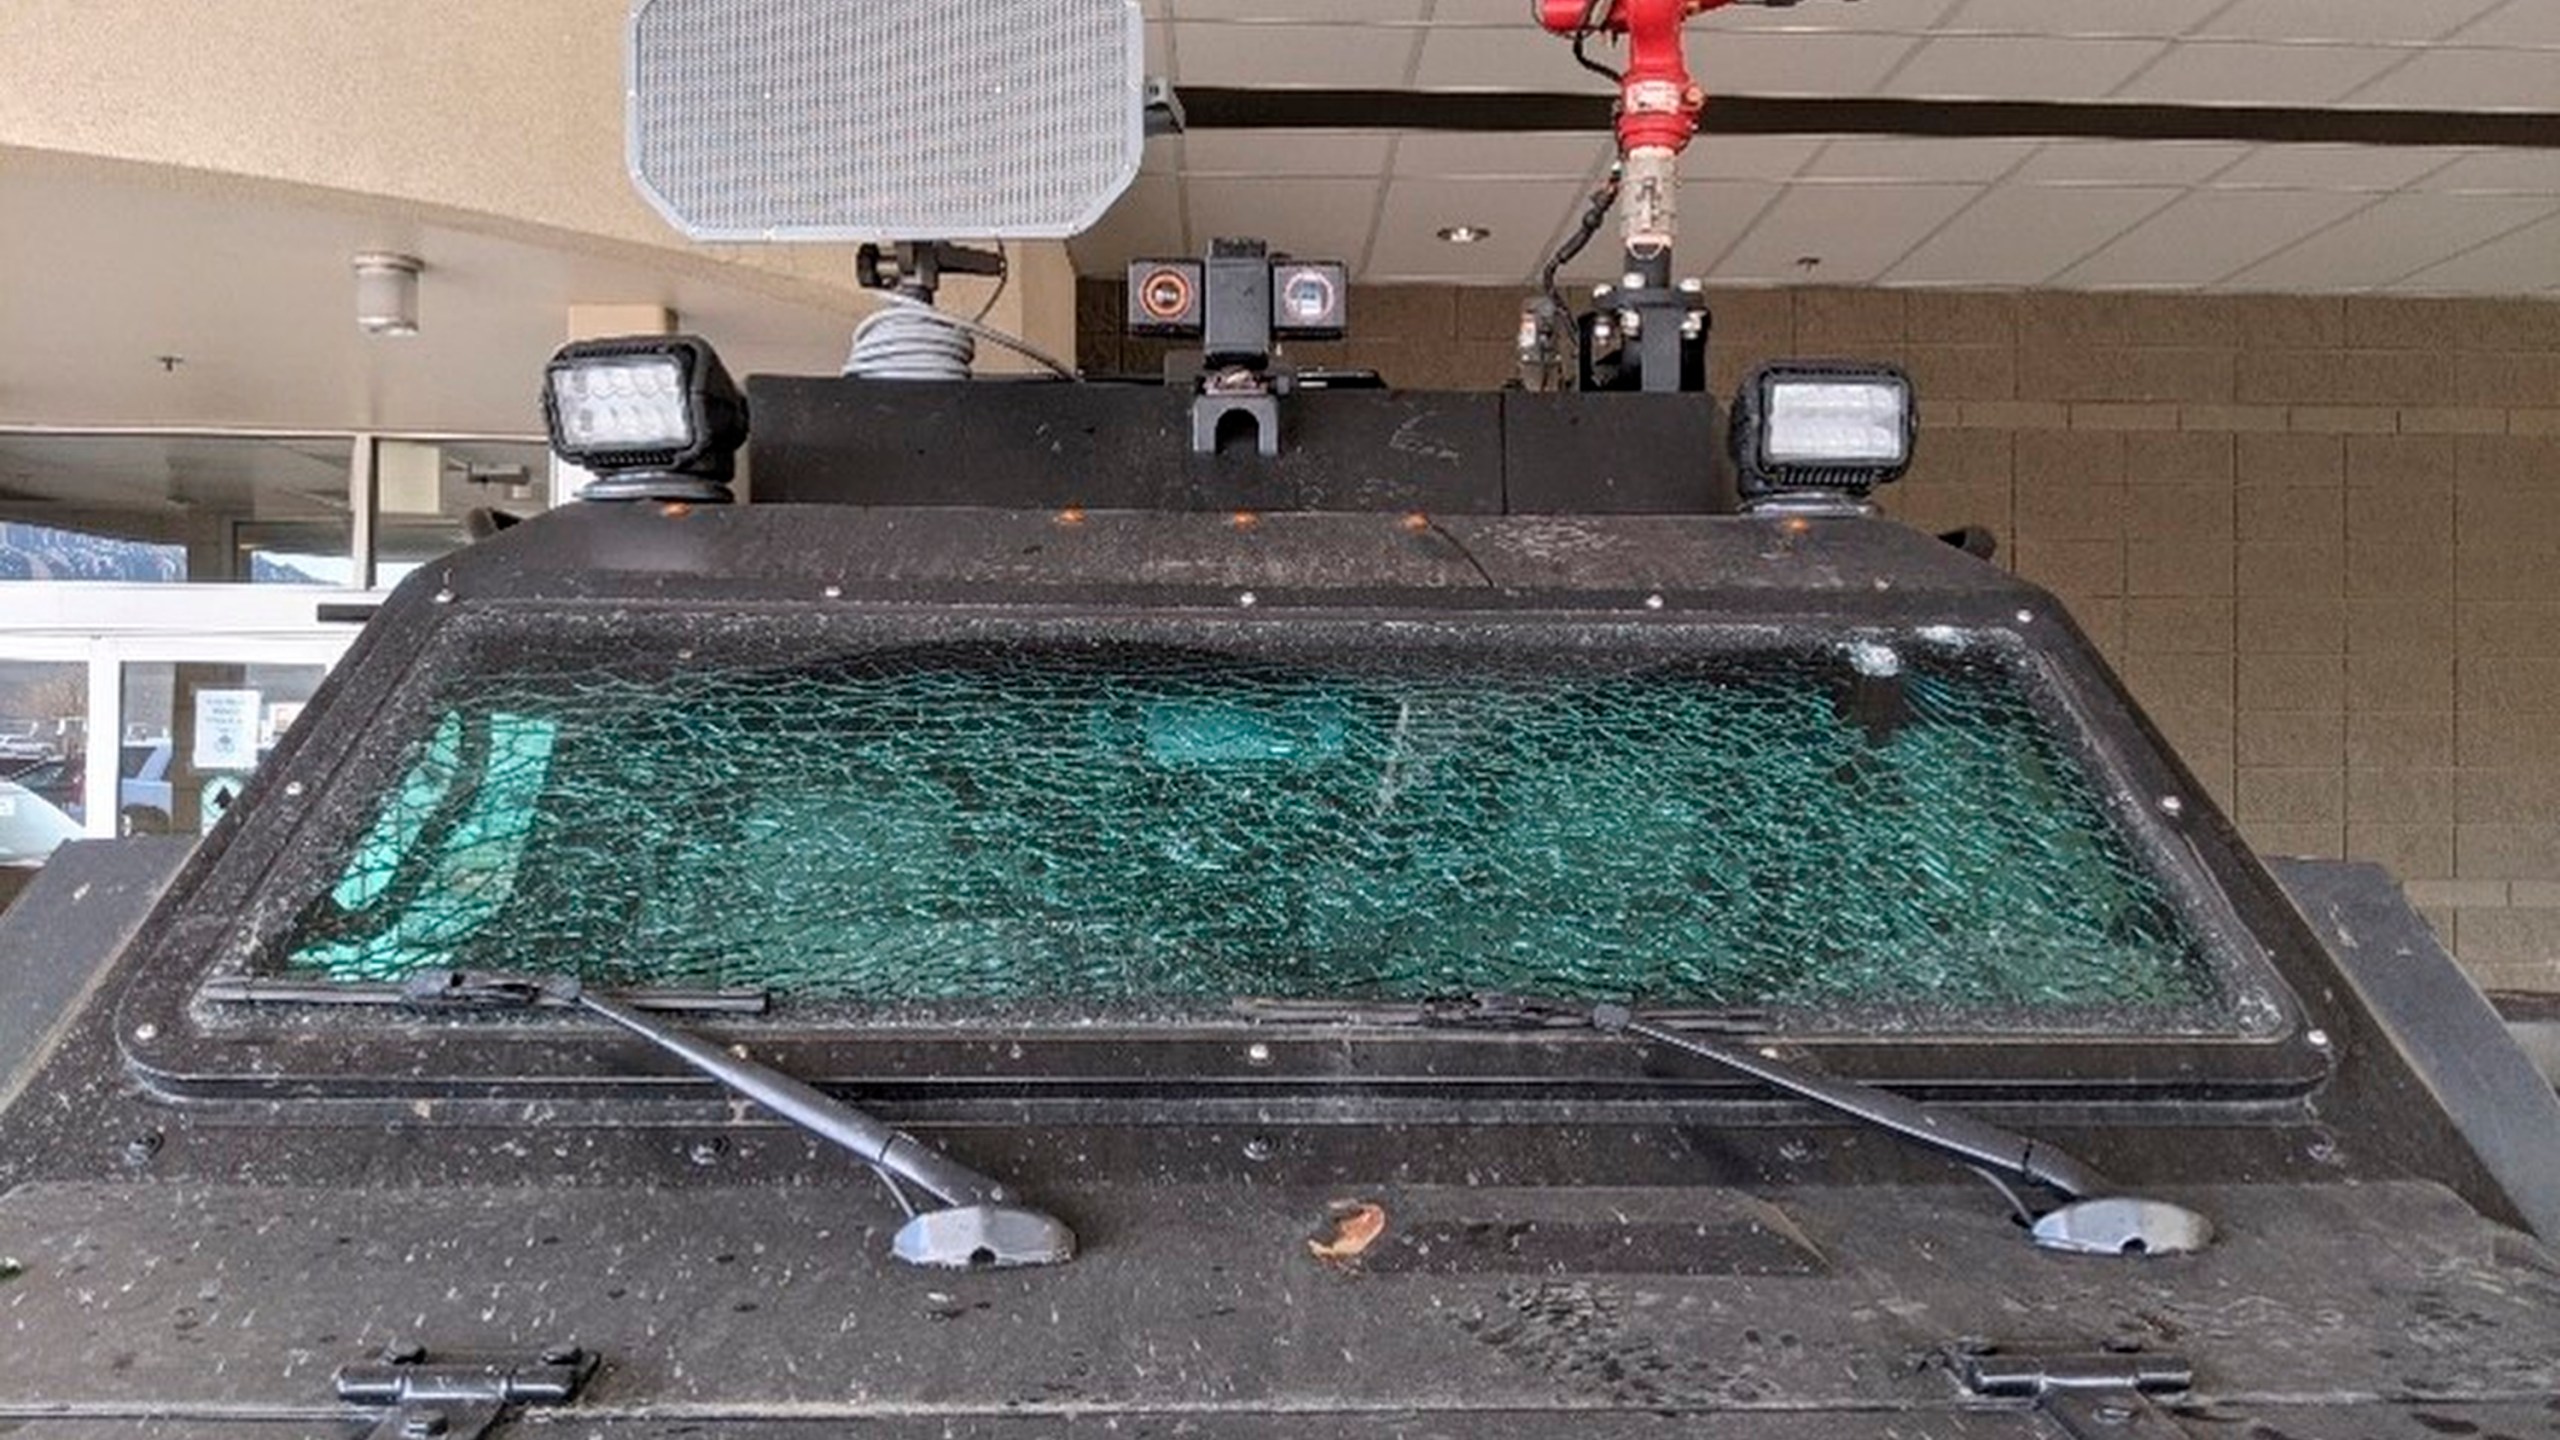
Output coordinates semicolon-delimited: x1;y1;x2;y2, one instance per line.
1076;281;2560;991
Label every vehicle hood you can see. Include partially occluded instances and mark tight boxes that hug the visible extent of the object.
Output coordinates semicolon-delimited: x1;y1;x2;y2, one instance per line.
4;1174;2558;1435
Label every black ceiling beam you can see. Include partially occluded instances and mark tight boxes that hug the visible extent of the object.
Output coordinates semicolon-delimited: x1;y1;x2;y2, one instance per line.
1173;87;2560;149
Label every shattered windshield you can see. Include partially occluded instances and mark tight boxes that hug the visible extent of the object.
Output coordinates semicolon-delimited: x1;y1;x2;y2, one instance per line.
262;612;2225;1026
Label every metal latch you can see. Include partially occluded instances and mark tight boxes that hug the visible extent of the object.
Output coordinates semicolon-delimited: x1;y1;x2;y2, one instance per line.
1960;1348;2196;1440
335;1344;597;1440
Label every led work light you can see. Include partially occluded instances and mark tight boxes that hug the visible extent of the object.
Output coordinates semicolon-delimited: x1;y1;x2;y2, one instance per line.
1730;362;1916;509
541;335;749;503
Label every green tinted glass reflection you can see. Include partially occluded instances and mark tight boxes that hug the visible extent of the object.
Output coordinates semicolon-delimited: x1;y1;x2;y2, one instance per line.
279;635;2213;1016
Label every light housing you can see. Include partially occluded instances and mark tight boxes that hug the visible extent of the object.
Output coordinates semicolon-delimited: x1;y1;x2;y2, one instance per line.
1730;361;1916;507
541;335;749;503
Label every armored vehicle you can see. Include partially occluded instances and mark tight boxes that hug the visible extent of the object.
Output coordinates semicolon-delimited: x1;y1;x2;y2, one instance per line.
7;3;2560;1436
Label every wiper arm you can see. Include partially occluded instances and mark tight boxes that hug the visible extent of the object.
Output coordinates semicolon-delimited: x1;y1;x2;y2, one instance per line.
1590;1002;2210;1257
1237;992;2210;1257
221;968;1076;1270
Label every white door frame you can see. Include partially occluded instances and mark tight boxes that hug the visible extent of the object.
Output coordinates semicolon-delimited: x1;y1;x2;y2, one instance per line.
0;584;372;838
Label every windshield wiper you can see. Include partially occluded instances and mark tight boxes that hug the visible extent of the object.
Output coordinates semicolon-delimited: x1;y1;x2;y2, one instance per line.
217;968;1076;1271
1237;993;2211;1257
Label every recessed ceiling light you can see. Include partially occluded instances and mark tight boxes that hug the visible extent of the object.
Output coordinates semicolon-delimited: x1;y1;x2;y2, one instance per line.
1436;225;1493;245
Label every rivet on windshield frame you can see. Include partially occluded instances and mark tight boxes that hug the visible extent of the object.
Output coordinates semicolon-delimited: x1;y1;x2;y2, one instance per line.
433;588;455;605
133;1022;159;1043
2015;609;2034;624
1643;593;1665;611
1237;591;1259;608
727;1043;752;1060
1242;1136;1275;1162
2305;1028;2331;1049
822;584;843;599
1245;1041;1273;1067
2158;795;2185;817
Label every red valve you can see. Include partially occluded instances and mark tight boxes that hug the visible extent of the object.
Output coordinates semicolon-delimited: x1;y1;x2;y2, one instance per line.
1538;0;1733;157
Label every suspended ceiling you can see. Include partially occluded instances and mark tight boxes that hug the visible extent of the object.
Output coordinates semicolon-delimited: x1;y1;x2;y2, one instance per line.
1073;0;2560;291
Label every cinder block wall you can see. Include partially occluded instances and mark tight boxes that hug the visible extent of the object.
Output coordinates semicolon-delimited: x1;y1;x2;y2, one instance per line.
1077;280;2560;991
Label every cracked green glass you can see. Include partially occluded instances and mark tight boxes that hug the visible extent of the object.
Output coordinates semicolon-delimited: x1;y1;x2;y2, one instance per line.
277;627;2217;1020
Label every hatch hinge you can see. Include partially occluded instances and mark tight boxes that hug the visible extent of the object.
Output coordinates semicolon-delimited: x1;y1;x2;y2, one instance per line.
335;1344;598;1440
1960;1349;2197;1440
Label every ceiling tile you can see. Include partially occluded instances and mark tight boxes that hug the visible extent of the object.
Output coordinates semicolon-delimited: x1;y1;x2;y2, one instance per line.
1943;0;2226;38
2346;49;2560;110
2110;42;2404;104
2208;145;2469;192
2419;150;2560;195
1883;36;2168;100
2195;0;2505;43
1171;21;1422;85
2222;192;2558;290
1800;137;2040;183
1411;22;1612;89
2056;189;2372;286
1887;184;2182;285
1714;183;1983;283
1068;174;1187;274
1394;132;1612;179
1172;0;1423;18
1413;0;1534;22
2448;0;2560;45
1712;0;1963;34
1368;177;1586;280
1185;177;1378;262
1180;130;1395;178
2390;211;2560;293
1689;32;1925;96
1680;135;1828;181
2009;140;2250;185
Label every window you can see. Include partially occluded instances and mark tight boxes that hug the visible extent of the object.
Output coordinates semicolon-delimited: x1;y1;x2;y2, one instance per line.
259;613;2230;1031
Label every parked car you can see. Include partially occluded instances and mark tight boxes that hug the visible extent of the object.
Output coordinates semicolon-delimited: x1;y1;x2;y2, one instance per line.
0;778;81;868
119;738;173;834
3;754;85;822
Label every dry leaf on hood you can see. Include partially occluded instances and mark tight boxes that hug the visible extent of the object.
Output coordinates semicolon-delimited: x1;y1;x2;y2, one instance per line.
1308;1200;1388;1261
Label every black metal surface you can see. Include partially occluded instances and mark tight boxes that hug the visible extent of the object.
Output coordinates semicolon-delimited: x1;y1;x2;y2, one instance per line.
2;1179;2557;1425
747;379;1730;515
1173;86;2560;149
2269;858;2560;1244
0;838;189;1108
1503;392;1729;513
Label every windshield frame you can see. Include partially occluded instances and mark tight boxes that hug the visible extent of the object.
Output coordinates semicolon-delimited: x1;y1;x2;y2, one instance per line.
117;582;2328;1104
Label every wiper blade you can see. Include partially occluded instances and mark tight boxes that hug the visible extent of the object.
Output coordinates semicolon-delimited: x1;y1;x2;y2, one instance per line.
216;968;1076;1271
1240;992;2210;1257
201;973;770;1014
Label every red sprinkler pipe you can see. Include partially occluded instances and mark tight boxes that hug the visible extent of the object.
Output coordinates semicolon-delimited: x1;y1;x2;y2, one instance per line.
1537;0;1734;158
1537;0;1736;257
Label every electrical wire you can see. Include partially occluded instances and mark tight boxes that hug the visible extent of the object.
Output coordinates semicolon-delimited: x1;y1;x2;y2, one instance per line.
843;290;1080;382
968;242;1011;325
1569;0;1622;83
1526;166;1623;371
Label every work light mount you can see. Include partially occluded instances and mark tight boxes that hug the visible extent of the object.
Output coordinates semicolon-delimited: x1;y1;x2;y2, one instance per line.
857;241;1006;306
